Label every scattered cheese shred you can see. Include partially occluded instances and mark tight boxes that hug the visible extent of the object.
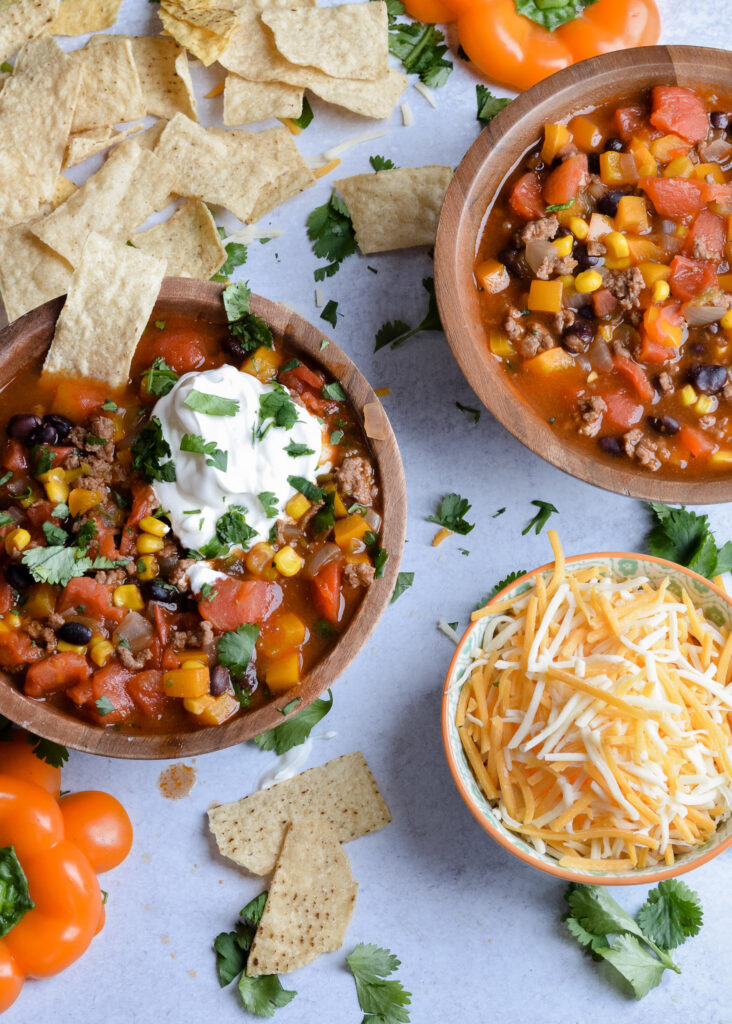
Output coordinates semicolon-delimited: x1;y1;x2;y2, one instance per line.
457;530;732;870
374;387;390;397
401;102;413;127
413;81;437;108
221;226;282;245
433;527;452;547
314;288;324;308
438;619;461;645
279;117;302;135
322;129;389;162
205;81;225;98
313;157;342;179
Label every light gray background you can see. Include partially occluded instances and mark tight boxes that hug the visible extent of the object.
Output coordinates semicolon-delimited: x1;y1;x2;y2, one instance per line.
16;1;732;1022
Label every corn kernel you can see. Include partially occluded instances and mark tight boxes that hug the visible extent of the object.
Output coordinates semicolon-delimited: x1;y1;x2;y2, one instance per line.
139;516;170;537
679;385;697;406
90;640;114;667
652;281;670;302
695;395;716;415
273;545;304;577
136;534;164;554
605;231;630;259
285;493;310;521
575;269;603;294
57;640;87;655
599;324;614;341
675;224;688;238
569;216;589;240
540;123;572;164
43;474;69;505
587;371;598;383
710;450;732;465
552;234;574;257
5;612;20;630
721;310;732;331
112;584;144;611
245;542;276;577
136;554;158;582
5;528;30;556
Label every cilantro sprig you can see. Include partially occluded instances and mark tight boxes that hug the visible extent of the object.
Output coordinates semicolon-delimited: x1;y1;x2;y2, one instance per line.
222;281;273;356
217;624;259;703
142;356;178;397
306;192;356;281
346;943;411;1023
131;416;176;483
647;502;732;579
370;155;396;171
256;387;298;440
180;433;228;472
253;691;333;755
522;499;558;536
381;0;452;87
475;569;528;610
211;226;248;282
375;278;442;351
476;85;511;126
390;571;414;604
428;493;474;535
564;881;702;1000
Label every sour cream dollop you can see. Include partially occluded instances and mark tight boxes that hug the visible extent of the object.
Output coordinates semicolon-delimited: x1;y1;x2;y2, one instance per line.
151;365;323;551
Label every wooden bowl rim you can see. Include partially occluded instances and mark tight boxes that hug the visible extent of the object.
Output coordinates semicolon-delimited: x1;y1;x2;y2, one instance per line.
0;278;407;759
441;548;732;884
435;44;732;504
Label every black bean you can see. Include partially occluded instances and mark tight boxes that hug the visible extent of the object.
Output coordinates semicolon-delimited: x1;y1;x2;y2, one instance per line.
573;242;600;272
555;225;572;238
7;414;41;442
26;422;58;447
551;155;564;169
687;364;728;395
604;137;624;152
210;665;232;697
43;413;73;440
710;111;729;130
562;320;594;352
598;436;623;456
597;189;624;218
587;152;600;175
143;579;180;607
498;247;526;279
58;621;93;645
5;564;33;590
578;304;596;321
221;333;250;361
689;342;707;355
648;415;680;436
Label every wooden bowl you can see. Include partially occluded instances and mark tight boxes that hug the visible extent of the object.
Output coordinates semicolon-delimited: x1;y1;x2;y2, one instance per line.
435;44;732;503
0;279;406;759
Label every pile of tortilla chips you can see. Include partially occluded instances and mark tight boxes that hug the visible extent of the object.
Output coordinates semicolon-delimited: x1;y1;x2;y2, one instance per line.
208;752;391;976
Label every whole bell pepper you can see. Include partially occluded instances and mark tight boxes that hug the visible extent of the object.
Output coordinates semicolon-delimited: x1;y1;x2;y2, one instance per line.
0;732;132;1014
403;0;661;92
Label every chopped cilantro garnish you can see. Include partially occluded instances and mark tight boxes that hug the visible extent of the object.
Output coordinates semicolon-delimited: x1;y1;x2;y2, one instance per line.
101;398;118;412
154;320;166;330
375;278;442;350
253;690;332;754
184;390;239;417
476;85;511;126
216;506;256;549
211;227;248;282
222;281;273;356
320;300;338;328
330;430;344;445
0;62;12;73
258;491;278;518
217;624;259;681
545;199;575;213
199;582;218;602
646;502;732;578
522;499;558;536
314;618;337;638
428;493;474;535
391;571;414;603
456;401;481;424
383;0;452;87
312;491;336;534
28;734;68;768
291;95;313;130
256;387;298;440
279;698;301;716
32;447;53;476
180;433;228;472
287;476;326;503
95;696;115;716
370;154;396;170
0;472;11;487
322;381;346;402
131;417;176;483
373;546;389;578
284;441;315;457
346;943;412;1023
306;192;356;281
320;338;330;350
142;357;178;397
86;435;107;446
42;522;67;546
22;545;126;587
492;507;506;518
279;358;301;374
0;513;14;529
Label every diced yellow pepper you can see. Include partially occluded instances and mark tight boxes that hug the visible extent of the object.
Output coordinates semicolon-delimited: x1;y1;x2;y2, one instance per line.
112;584;144;611
346;550;372;565
604;231;630;259
552;235;573;257
261;613;307;659
489;331;515;359
139;516;170;537
693;162;725;184
5;528;30;556
629;139;657;177
475;258;509;294
615;196;649;234
679;385;697;406
568;216;589;240
285;493;310;521
184;692;239;725
273;545;304;577
575;270;604;294
183;649;210;665
710;450;732;465
626;236;662;264
57;641;87;655
599;151;638;186
136;554;158;582
265;653;301;694
241;346;283;383
164;666;210;699
24;584;55;618
90;640;114;668
717;272;732;291
333;513;370;548
323;484;348;518
663;155;694;179
652;281;670;302
568;115;602;151
540;123;572;164
650;133;689;163
136;534;164;554
68;488;103;518
523;348;574;374
638;261;671;287
527;279;563;313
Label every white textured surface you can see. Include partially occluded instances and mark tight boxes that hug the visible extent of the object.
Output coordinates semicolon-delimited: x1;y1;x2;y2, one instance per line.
17;2;732;1022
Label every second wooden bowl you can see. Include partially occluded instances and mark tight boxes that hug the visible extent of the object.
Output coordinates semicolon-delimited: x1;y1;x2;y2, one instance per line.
0;279;407;759
435;44;732;504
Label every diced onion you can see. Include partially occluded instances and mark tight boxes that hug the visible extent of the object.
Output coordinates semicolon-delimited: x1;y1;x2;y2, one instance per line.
619;152;638;182
588;336;613;371
699;138;732;162
684;304;728;326
363;508;381;531
113;611;154;653
303;543;341;580
658;233;684;254
364;401;388;440
524;239;555;275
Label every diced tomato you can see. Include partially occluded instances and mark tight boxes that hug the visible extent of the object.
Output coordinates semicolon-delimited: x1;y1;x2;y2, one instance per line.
614;105;646;139
679;425;716;457
640;176;707;218
638;333;676;363
509;171;545;220
24;501;55;531
153;604;173;646
67;678;94;707
0;579;13;614
198;577;282;631
599;389;643;432
310;559;344;625
91;664;135;724
643;302;685;348
97;528;121;561
650;86;709;144
120;482;157;556
612;354;655;402
1;440;27;473
161;647;180;671
278;364;325;393
25;652;91;697
52;380;109;422
592;288;619;318
145;329;218;376
47;446;73;467
127;670;168;718
669;255;718;301
57;577;126;625
543;154;588;206
703;183;732;214
0;631;43;669
684;209;726;261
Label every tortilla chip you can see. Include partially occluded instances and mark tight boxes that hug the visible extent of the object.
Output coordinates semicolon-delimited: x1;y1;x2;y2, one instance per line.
0;218;72;322
0;0;57;64
43;232;166;387
246;819;357;977
158;6;229;66
336;166;453;254
63;125;138;170
32;141;174;266
223;75;302;126
52;176;76;207
91;35;197;121
46;0;121;35
243;126;314;223
0;37;81;227
114;118;166;153
69;38;145;133
219;3;327;85
133;199;226;279
308;67;407;120
262;3;387;82
163;0;236;37
208;752;391;876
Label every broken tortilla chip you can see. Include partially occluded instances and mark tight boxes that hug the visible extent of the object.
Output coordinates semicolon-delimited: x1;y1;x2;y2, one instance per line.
243;126;315;223
63;125;138;170
31;140;174;266
0;218;72;322
336;165;453;254
0;0;57;65
91;35;197;122
133;199;226;279
208;752;391;876
69;38;145;133
261;3;388;82
52;176;77;207
247;819;357;977
46;0;121;35
223;75;303;126
158;6;230;66
308;67;407;120
43;231;166;388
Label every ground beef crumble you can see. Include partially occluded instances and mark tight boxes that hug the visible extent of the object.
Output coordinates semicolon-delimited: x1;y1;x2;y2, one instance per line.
118;645;152;670
334;455;375;506
623;429;661;470
577;397;606;437
520;215;558;243
604;267;645;310
344;563;375;587
504;307;554;358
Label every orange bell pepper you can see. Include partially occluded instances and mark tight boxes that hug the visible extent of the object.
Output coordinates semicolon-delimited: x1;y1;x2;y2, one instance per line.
403;0;660;92
0;732;132;1014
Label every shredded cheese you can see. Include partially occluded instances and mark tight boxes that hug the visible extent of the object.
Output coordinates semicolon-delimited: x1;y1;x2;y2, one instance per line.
205;81;225;98
321;130;389;162
413;81;437;108
312;157;342;179
456;531;732;869
314;288;324;308
401;102;413;127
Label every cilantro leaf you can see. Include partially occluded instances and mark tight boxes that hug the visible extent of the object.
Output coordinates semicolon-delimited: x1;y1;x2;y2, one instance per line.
42;522;67;546
346;943;411;1024
95;696;115;716
322;382;346;402
545;199;575;213
320;299;338;328
595;934;669;1000
636;880;703;951
374;278;442;351
101;398;118;412
0;62;12;73
514;0;600;32
22;546;126;587
27;734;69;768
0;514;14;529
565;885;647;944
646;503;726;579
391;571;414;603
214;929;248;987
131;416;176;483
287;476;326;503
307;192;356;281
217;624;259;679
216;506;256;548
184;390;239;417
312;490;336;534
142;357;178;397
253;691;333;754
291;95;313;130
258;491;279;518
284;441;314;457
222;281;273;356
387;12;452;88
455;401;480;424
522;499;558;536
370;155;396;170
211;228;248;281
238;973;296;1017
476;85;510;126
241;892;268;927
428;492;474;535
257;387;298;439
475;569;527;610
180;433;228;472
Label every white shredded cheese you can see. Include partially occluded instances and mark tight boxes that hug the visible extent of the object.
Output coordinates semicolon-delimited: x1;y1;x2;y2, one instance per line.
413;81;437;108
314;288;324;308
437;619;461;644
401;102;413;127
322;129;389;162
